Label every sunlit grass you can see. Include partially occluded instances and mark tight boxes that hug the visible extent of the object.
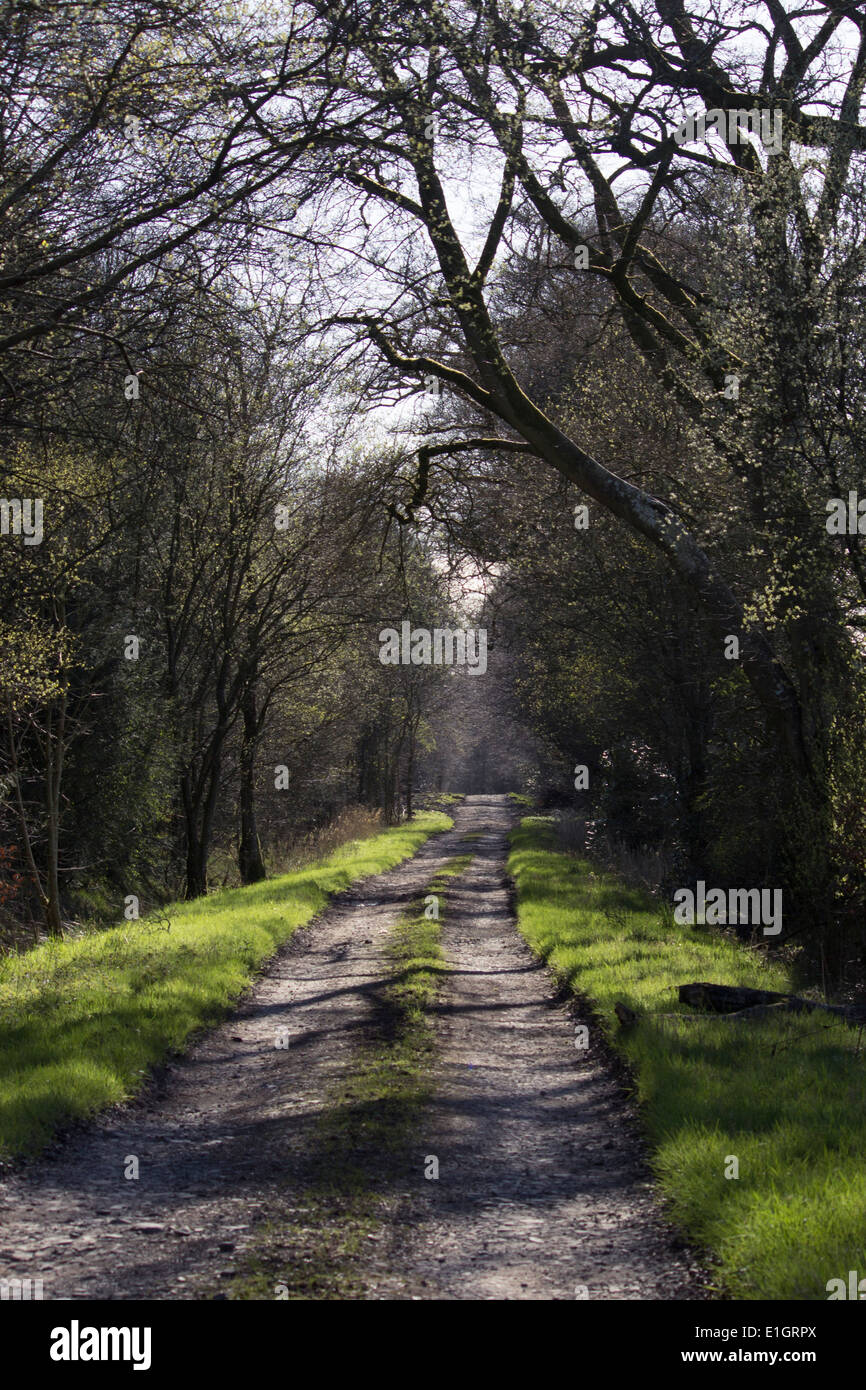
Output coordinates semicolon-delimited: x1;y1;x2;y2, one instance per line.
509;816;866;1301
0;812;452;1160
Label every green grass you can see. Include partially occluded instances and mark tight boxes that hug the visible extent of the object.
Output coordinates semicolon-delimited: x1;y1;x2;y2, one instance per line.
509;816;866;1301
228;855;472;1299
0;812;452;1161
421;792;466;810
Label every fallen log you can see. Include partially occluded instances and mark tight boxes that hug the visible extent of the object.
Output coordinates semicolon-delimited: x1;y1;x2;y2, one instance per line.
654;1003;794;1024
678;981;866;1026
613;999;864;1031
615;1001;801;1027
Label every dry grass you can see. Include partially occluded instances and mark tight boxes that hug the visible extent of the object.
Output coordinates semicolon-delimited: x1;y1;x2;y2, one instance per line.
268;805;385;875
555;812;674;897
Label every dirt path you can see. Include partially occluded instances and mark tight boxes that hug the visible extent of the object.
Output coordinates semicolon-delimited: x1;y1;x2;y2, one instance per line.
360;797;701;1299
0;795;704;1300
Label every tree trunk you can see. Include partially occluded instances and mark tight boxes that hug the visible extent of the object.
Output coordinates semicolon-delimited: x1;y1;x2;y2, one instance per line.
238;681;267;884
181;771;209;899
405;729;415;821
6;704;58;937
43;693;65;937
184;829;209;900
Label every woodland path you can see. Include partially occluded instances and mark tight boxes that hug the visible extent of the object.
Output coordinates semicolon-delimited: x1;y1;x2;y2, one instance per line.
0;795;703;1300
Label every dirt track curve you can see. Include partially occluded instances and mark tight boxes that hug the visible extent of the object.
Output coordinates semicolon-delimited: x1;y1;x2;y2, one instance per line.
0;795;704;1300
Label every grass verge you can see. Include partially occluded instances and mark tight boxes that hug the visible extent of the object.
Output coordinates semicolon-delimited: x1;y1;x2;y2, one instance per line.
0;812;452;1161
509;816;866;1301
228;854;472;1300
